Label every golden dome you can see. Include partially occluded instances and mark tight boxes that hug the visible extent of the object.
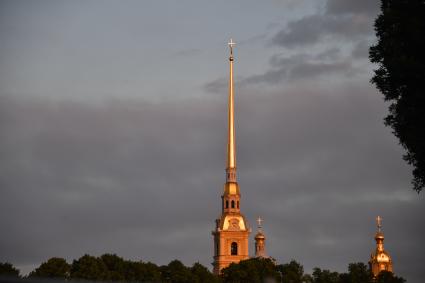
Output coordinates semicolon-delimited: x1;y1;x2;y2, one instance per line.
255;232;265;240
375;232;384;240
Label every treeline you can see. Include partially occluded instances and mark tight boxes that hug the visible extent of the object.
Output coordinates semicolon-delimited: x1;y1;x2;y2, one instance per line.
0;255;406;283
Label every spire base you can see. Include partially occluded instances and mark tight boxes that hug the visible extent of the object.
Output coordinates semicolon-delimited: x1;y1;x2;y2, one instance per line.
226;167;237;182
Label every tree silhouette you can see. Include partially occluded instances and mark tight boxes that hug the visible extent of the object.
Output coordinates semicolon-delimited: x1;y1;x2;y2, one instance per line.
277;260;305;283
221;257;281;283
376;271;406;283
311;268;339;283
0;262;20;278
339;263;372;283
70;254;109;281
190;262;219;283
6;256;406;283
370;0;425;192
160;260;193;283
28;257;70;279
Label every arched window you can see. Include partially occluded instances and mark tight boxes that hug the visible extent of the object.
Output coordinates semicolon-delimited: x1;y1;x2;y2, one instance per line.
226;200;229;209
231;242;238;255
231;200;235;208
237;201;239;208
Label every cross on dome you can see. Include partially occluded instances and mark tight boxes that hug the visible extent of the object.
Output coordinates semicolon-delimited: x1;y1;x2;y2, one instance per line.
376;216;382;231
257;216;263;228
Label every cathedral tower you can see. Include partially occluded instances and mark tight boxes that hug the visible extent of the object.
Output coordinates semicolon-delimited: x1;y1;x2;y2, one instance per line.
212;39;250;275
369;216;393;277
254;217;267;258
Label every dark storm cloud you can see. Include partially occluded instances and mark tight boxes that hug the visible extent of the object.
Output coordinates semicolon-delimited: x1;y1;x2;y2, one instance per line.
326;0;380;16
1;80;424;282
205;50;357;92
243;51;357;86
204;77;228;94
271;0;379;49
249;58;356;84
0;94;227;266
352;40;372;59
271;14;373;48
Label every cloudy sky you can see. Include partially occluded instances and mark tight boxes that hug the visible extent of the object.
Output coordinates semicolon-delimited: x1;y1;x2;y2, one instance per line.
1;0;424;282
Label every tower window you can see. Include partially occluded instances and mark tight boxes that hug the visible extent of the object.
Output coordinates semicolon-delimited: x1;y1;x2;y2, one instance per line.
237;201;239;208
231;242;238;255
226;200;229;209
231;200;235;208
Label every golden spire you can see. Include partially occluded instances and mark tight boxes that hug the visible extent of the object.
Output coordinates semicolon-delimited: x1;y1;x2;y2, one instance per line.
226;38;237;182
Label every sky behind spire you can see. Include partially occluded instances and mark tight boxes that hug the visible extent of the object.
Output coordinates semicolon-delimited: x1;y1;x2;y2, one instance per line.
0;1;424;282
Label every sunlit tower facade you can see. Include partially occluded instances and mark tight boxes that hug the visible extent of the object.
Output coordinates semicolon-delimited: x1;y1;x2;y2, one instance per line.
212;39;251;275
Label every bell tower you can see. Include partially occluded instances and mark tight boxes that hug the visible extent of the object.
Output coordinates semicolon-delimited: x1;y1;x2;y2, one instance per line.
212;39;250;275
254;217;267;258
369;216;393;278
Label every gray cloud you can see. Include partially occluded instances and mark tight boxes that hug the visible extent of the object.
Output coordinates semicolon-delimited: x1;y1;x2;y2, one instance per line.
271;14;373;48
205;50;358;92
204;77;228;94
1;81;424;282
352;40;372;59
271;0;379;49
173;48;203;57
326;0;380;16
316;47;341;60
242;51;357;86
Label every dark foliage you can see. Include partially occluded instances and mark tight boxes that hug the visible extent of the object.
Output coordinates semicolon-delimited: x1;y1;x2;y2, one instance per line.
160;260;193;283
69;254;163;282
28;258;70;279
376;271;406;283
126;261;161;282
70;254;109;281
221;257;281;283
1;258;407;283
0;263;20;278
338;263;372;283
311;267;340;283
190;262;219;283
370;0;425;192
277;260;305;283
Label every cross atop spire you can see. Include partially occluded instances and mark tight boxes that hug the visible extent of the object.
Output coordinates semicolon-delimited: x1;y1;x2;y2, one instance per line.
228;38;236;56
376;216;382;232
